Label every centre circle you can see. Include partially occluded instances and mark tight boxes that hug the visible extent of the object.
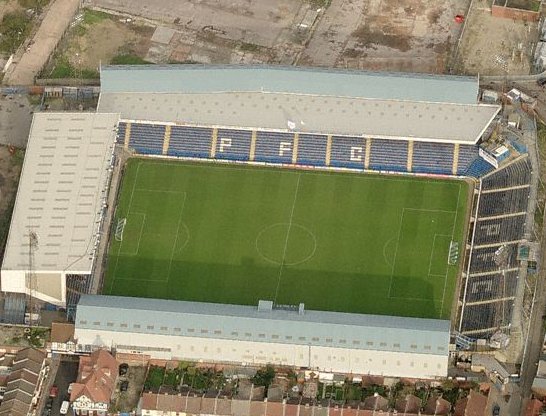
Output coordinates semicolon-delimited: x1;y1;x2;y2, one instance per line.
256;223;317;266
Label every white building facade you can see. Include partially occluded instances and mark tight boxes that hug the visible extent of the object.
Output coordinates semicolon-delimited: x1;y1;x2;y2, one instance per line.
75;296;450;379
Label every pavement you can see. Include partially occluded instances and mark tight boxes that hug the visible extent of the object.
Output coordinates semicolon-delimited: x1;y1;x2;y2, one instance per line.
43;357;79;416
4;0;80;85
0;94;34;148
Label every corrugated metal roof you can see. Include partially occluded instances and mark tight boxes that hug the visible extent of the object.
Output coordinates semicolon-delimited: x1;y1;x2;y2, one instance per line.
76;295;450;356
100;65;479;104
1;113;119;273
99;91;500;144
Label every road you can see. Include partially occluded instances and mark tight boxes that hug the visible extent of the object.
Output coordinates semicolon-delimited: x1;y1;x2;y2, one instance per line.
43;357;78;416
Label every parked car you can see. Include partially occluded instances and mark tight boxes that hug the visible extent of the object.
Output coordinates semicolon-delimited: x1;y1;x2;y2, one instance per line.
60;400;70;415
119;363;129;376
67;383;74;394
45;397;54;409
120;380;129;392
49;385;58;398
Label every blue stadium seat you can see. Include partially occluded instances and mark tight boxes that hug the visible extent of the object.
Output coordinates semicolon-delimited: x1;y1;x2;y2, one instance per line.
296;134;327;167
330;136;366;169
168;126;213;158
215;129;252;161
412;142;453;175
254;131;294;164
456;145;480;175
116;122;127;144
369;138;408;172
129;123;165;155
464;158;495;178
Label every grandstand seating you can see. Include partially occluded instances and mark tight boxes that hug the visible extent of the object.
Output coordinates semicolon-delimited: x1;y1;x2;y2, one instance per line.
369;139;408;172
465;270;518;303
456;145;480;175
482;157;532;189
469;244;519;274
478;188;530;217
464;158;495;178
215;129;252;161
117;121;127;144
474;216;526;246
412;142;453;174
254;131;294;164
168;126;212;158
129;123;165;155
460;300;514;333
66;274;92;311
297;134;328;166
330;136;366;169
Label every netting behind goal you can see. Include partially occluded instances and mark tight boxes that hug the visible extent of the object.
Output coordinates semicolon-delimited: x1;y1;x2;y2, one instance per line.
448;241;459;265
115;218;127;241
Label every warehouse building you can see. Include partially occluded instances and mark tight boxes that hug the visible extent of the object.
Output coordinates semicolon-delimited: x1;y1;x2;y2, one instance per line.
1;113;119;306
75;295;450;379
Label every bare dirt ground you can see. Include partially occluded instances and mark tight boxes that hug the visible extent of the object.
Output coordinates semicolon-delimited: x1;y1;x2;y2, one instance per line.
0;94;33;148
78;0;469;73
300;0;468;72
457;0;538;75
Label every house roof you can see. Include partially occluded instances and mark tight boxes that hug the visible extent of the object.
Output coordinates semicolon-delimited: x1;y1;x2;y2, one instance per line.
424;396;451;415
0;348;45;416
454;390;488;416
396;394;421;413
76;295;450;357
50;322;75;343
71;349;117;405
1;113;118;278
362;394;388;411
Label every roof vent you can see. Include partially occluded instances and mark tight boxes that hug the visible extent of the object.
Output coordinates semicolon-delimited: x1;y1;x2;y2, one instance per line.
258;300;273;312
298;303;305;315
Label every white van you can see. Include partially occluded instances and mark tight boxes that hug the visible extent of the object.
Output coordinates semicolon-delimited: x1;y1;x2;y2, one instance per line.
60;400;70;415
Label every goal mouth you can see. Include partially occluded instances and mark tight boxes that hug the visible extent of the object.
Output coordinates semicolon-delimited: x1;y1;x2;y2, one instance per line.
114;218;127;242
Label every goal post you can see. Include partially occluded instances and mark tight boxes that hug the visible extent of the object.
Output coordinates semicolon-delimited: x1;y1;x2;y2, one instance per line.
448;241;459;265
114;218;127;242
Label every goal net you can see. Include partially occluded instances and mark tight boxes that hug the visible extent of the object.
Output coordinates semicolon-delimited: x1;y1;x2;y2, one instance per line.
448;241;459;265
114;218;127;242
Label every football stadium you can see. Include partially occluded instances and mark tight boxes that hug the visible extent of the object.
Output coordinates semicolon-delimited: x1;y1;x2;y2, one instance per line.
1;65;537;378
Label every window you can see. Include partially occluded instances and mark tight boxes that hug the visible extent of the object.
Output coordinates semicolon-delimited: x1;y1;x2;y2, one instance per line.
366;341;374;346
271;334;279;339
438;346;445;351
214;330;221;335
187;328;195;333
174;327;181;332
393;343;400;348
312;337;319;342
326;338;333;343
79;320;87;325
93;321;100;326
231;331;239;336
424;345;431;350
120;323;128;328
380;342;387;347
410;344;417;349
134;324;141;329
106;322;114;327
298;337;306;341
424;362;428;368
201;329;208;334
286;335;293;340
339;339;346;344
352;340;360;345
259;334;265;338
410;362;414;367
245;332;252;337
147;325;154;330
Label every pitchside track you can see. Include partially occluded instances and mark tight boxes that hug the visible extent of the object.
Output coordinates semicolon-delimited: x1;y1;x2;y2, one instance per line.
105;159;469;319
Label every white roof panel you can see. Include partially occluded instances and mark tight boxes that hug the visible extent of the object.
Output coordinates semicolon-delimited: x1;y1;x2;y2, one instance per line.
1;112;119;274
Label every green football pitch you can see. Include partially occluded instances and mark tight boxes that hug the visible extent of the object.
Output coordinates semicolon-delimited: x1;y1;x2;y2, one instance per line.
104;159;469;319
